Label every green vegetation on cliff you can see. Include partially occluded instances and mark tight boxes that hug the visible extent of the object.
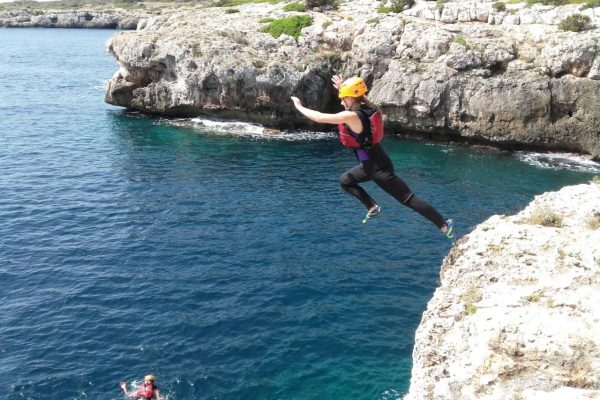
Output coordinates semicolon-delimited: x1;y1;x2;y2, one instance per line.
492;1;507;11
260;14;312;40
283;2;306;11
214;0;281;6
525;0;598;7
558;13;591;31
377;0;415;13
580;0;600;9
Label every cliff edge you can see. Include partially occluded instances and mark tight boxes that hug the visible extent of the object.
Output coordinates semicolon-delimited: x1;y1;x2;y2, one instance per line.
405;181;600;400
0;9;144;29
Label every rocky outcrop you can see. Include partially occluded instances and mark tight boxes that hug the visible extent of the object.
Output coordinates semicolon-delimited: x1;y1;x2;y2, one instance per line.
104;0;600;158
0;10;143;29
405;181;600;400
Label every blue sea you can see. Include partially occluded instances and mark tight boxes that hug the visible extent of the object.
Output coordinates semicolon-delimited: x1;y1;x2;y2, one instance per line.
1;28;599;400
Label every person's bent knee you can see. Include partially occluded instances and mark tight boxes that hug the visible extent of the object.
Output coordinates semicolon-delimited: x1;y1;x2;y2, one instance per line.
339;173;352;190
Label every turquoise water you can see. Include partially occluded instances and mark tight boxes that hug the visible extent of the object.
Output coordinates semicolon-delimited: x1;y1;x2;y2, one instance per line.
1;28;599;400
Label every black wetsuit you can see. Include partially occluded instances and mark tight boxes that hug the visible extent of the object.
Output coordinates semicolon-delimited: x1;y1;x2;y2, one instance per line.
339;106;446;229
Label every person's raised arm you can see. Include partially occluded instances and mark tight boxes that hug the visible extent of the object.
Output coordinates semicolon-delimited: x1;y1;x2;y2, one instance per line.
119;381;134;398
290;97;361;128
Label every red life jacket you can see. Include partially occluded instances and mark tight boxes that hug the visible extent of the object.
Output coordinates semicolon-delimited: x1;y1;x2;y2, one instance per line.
135;383;155;399
338;105;384;149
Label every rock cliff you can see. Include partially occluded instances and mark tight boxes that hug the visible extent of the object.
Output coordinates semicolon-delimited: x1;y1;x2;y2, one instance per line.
103;0;600;158
0;10;142;29
405;181;600;400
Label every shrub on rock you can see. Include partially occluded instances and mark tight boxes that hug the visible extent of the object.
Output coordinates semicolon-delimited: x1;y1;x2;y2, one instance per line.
492;1;507;12
377;0;415;13
260;15;313;40
305;0;339;8
284;2;306;12
558;13;591;32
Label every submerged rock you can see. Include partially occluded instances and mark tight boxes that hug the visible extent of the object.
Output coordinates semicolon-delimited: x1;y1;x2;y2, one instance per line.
406;181;600;399
103;1;600;158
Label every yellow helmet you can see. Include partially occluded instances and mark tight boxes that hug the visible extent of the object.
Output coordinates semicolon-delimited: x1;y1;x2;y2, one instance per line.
338;77;368;98
144;375;156;382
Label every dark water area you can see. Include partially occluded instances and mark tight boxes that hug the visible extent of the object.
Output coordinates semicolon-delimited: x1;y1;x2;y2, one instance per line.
1;28;598;400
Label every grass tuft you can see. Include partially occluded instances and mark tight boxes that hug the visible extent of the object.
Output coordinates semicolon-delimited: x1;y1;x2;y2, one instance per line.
526;290;543;302
528;210;562;227
460;286;482;316
462;304;478;315
454;36;469;49
586;213;600;230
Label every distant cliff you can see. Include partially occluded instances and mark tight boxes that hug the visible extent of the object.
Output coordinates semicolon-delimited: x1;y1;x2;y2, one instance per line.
0;10;143;29
104;0;600;159
405;181;600;399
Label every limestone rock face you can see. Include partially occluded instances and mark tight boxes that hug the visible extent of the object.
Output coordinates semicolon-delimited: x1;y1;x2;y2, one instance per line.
105;6;340;125
103;0;600;158
405;182;600;400
0;10;142;29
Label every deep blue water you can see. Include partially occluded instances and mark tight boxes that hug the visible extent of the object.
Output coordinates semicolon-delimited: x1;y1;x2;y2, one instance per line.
1;28;599;400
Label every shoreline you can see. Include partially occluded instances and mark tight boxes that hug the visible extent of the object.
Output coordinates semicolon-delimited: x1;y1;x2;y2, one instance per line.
114;109;600;166
3;1;599;159
102;1;600;160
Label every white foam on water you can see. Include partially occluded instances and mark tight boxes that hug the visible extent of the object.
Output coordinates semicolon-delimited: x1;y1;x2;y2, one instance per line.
380;387;402;400
515;151;600;173
158;117;335;142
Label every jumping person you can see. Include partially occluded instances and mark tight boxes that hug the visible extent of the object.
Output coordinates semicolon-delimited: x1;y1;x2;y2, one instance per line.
119;374;162;400
290;75;454;238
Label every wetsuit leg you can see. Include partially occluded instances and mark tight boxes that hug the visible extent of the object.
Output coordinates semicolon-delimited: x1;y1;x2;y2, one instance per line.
339;163;377;209
371;164;446;229
404;194;446;229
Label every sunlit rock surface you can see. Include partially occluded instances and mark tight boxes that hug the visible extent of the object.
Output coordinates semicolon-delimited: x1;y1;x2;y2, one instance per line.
103;0;600;158
405;182;600;400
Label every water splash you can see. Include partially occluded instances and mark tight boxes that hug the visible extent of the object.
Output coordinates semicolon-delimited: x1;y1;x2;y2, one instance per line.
157;117;335;142
515;151;600;173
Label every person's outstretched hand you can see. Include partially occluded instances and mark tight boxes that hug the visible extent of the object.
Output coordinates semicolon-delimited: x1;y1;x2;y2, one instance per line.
119;381;127;390
291;96;302;109
332;75;343;90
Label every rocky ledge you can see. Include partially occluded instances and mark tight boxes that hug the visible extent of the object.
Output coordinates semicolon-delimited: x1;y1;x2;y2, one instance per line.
0;10;144;29
406;181;600;400
104;0;600;159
